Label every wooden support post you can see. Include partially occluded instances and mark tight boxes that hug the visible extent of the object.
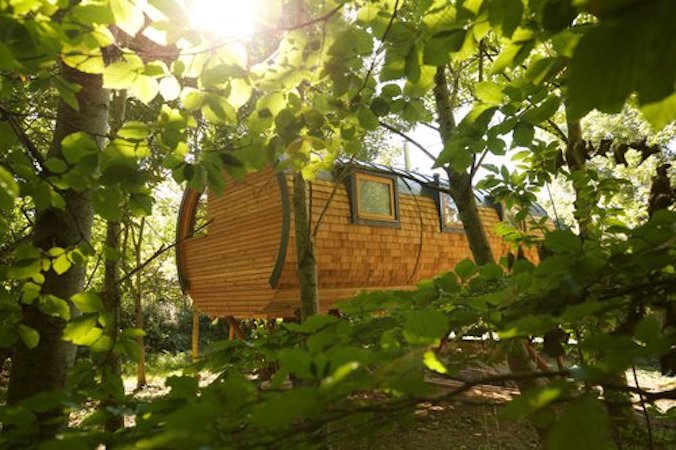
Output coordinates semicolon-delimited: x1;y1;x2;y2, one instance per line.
191;308;200;361
228;320;236;340
226;316;245;340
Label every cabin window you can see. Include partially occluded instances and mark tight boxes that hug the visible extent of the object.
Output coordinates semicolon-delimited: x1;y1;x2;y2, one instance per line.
351;172;399;226
439;192;463;232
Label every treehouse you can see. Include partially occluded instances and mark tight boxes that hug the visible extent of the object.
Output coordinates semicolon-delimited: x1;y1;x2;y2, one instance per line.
176;161;547;320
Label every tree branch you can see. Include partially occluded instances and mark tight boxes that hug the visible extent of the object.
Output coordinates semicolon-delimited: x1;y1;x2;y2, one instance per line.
378;120;436;162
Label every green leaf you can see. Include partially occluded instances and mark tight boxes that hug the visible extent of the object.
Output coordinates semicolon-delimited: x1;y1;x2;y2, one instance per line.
491;40;534;74
546;395;612;450
640;92;676;130
502;381;570;419
423;350;447;374
512;122;534;147
92;187;123;222
228;78;252;109
544;230;581;254
103;59;141;90
297;315;338;333
404;310;448;345
110;0;146;36
61;132;99;164
488;0;524;38
422;29;466;65
455;258;477;281
475;81;505;105
357;106;379;131
522;96;561;124
130;75;159;104
180;88;205;111
0;166;19;210
250;388;319;429
129;193;153;216
17;324;39;349
499;315;557;339
63;316;103;346
52;254;71;275
278;348;313;379
39;295;71;321
71;292;103;314
44;158;68;174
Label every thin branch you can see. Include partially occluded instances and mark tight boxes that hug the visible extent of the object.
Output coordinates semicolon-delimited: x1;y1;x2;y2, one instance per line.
0;104;46;171
378;120;436;162
280;2;347;31
469;148;489;181
632;365;654;450
116;219;212;287
352;0;401;103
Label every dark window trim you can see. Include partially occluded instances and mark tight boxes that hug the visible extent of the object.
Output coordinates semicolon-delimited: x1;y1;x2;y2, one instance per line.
345;170;401;228
268;171;290;288
435;191;465;234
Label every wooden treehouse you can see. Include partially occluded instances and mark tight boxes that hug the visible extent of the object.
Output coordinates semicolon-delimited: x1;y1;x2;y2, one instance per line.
176;161;547;321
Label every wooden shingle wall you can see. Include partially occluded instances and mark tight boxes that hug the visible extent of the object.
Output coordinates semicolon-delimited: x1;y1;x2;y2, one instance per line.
181;169;282;318
271;174;525;315
182;169;544;319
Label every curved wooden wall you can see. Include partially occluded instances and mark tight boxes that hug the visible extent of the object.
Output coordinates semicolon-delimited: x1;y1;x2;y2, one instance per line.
179;168;284;318
179;168;540;319
268;175;514;315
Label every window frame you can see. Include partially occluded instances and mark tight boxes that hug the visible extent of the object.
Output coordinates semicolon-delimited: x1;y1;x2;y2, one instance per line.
437;191;465;233
349;171;400;227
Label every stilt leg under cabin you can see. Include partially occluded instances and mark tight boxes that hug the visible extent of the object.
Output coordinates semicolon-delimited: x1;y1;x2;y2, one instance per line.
191;307;199;362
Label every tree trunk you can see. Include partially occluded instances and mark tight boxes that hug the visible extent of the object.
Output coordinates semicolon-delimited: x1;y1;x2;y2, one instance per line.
96;89;127;432
100;221;124;432
564;107;637;434
434;64;552;441
433;66;494;265
133;217;147;388
293;172;319;321
7;65;109;438
564;114;593;238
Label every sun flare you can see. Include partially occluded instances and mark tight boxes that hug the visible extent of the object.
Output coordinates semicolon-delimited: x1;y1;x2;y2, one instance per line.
188;0;259;40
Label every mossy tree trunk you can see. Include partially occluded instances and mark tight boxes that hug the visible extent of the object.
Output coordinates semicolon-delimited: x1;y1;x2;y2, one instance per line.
434;64;547;441
433;66;493;266
293;172;319;321
7;65;109;438
98;89;126;432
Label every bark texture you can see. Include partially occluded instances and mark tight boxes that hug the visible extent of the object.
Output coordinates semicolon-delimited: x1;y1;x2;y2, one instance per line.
98;89;126;432
433;66;494;266
8;65;109;437
133;218;147;387
293;172;319;321
100;221;124;432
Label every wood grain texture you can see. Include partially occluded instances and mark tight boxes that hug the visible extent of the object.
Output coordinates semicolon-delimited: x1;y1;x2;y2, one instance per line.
181;170;547;318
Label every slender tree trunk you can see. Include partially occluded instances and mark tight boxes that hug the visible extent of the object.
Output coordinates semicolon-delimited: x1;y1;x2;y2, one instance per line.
285;0;319;322
134;217;147;388
565;107;637;433
564;114;593;238
434;64;551;442
97;89;126;432
293;172;319;321
100;221;124;431
433;66;494;265
7;65;109;438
